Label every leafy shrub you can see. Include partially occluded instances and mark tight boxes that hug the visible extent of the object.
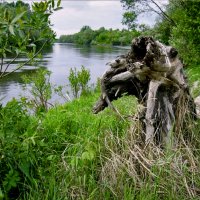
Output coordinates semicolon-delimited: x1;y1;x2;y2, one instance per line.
68;66;90;98
68;68;80;98
0;99;29;133
0;99;30;199
0;88;132;199
77;66;91;95
22;68;52;114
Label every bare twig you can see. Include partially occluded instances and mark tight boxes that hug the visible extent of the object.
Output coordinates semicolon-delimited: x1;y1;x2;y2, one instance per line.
150;0;177;26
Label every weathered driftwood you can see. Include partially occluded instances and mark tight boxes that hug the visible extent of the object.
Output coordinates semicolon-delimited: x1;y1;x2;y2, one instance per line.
93;36;196;146
195;96;200;118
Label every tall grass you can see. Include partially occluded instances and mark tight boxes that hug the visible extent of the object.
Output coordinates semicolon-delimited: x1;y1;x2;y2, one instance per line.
0;91;136;199
1;83;200;199
98;83;200;199
100;118;200;199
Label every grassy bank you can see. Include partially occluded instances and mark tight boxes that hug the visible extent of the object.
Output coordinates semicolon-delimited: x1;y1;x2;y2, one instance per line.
0;91;136;199
1;84;200;199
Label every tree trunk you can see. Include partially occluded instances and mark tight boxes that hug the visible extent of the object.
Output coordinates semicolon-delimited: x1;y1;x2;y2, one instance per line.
93;36;196;146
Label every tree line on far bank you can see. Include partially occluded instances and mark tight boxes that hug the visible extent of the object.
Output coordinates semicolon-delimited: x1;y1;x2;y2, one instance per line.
58;26;140;46
59;0;200;68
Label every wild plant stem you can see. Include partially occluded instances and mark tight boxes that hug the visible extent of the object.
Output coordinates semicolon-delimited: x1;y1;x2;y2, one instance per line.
0;55;3;73
1;54;19;76
0;39;50;78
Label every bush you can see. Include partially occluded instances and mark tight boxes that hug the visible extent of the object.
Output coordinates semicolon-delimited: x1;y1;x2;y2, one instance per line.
68;66;90;98
22;68;52;114
0;89;133;199
0;99;31;199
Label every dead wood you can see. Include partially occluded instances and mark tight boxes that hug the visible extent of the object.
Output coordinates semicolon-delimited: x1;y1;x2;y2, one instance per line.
93;36;196;146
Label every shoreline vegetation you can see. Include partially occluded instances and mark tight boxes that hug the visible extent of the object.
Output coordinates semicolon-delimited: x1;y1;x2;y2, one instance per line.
1;76;200;199
58;26;140;46
0;64;200;199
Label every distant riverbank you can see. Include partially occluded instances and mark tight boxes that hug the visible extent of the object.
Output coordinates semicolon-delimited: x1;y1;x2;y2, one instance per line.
58;26;140;46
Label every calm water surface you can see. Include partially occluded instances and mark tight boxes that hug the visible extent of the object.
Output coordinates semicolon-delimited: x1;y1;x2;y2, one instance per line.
0;43;129;104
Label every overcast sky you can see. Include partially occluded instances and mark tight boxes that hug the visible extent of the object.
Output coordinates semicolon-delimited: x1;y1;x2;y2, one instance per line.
6;0;168;37
50;1;157;37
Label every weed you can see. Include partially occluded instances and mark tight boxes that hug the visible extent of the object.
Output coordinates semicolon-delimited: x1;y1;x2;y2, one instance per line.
22;68;52;114
1;73;200;199
68;66;90;98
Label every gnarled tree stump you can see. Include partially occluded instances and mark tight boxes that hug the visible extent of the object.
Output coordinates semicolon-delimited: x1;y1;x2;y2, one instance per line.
93;36;196;146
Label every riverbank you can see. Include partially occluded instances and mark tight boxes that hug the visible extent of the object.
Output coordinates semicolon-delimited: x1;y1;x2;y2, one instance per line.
1;85;200;199
0;43;129;105
58;26;140;46
0;90;135;199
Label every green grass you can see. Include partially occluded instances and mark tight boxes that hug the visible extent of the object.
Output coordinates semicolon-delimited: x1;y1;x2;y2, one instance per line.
0;92;136;199
0;89;200;199
186;66;200;97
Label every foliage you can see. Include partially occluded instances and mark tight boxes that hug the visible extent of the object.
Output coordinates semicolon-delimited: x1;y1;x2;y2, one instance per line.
167;0;200;66
151;0;200;66
150;19;171;45
59;26;140;46
0;88;133;199
68;66;91;98
120;0;169;30
0;0;61;76
120;0;200;66
1;0;200;199
22;69;52;114
21;66;90;114
122;11;137;30
0;99;30;199
77;66;91;94
68;68;80;98
1;84;200;199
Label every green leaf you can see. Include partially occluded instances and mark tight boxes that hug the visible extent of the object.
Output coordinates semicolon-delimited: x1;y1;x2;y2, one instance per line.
47;155;55;161
51;0;55;9
9;25;15;35
57;0;61;7
18;162;31;180
27;43;36;48
11;11;26;24
0;188;4;200
53;7;63;11
81;150;95;161
3;170;20;192
0;21;8;25
18;30;25;38
70;157;79;167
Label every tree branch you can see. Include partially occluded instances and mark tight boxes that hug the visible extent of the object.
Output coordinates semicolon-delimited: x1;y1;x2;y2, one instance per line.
0;39;50;78
0;55;3;73
1;54;19;76
150;0;177;26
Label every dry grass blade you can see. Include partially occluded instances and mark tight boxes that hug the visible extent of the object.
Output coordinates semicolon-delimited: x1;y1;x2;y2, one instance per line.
99;108;200;199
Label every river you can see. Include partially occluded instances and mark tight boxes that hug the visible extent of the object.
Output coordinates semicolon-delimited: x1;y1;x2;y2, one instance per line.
0;43;130;105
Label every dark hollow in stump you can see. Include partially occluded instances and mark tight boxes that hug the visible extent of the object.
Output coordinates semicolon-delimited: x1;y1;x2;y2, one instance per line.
93;36;196;146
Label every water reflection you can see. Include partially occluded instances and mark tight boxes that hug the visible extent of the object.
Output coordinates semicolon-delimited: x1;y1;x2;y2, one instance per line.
0;43;129;104
0;69;40;104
